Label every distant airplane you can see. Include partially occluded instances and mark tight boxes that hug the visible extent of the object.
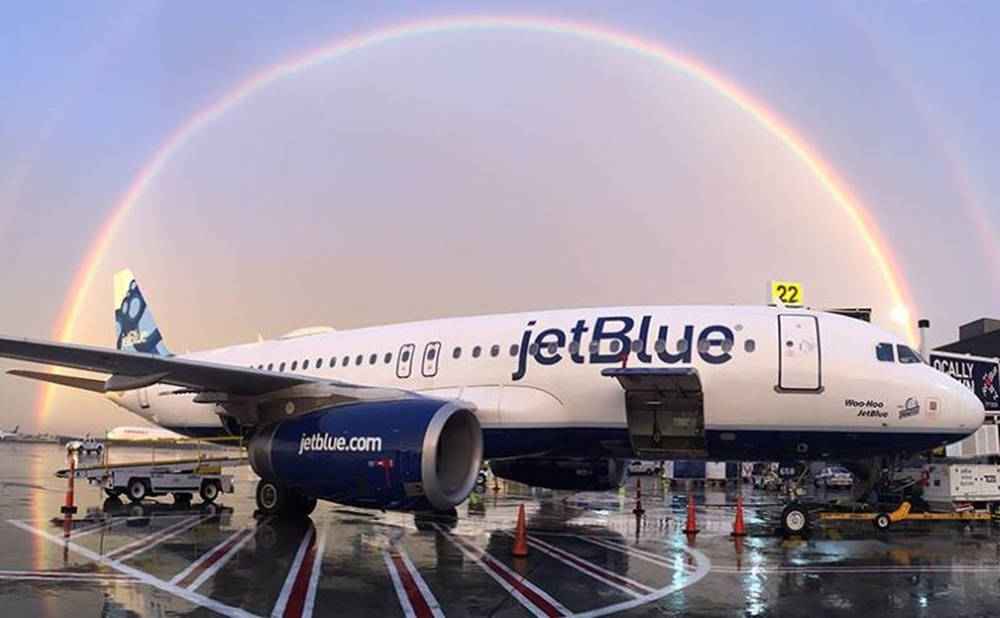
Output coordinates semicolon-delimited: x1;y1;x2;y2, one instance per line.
105;425;185;442
0;270;984;525
0;425;19;440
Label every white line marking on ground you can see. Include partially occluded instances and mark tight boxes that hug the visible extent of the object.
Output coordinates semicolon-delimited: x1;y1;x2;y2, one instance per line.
270;524;316;618
301;521;328;618
520;533;654;597
7;519;257;618
110;514;209;562
433;524;570;617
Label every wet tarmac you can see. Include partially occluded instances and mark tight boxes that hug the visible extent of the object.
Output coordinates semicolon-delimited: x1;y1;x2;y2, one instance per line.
1;443;999;617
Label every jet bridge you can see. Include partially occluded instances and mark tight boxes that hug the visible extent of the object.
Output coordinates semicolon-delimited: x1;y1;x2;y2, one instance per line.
602;367;707;458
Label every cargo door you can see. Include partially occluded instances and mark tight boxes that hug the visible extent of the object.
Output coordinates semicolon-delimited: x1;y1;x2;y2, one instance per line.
777;315;821;391
603;367;706;458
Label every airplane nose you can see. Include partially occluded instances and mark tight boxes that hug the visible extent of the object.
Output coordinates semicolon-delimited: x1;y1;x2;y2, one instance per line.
957;386;985;431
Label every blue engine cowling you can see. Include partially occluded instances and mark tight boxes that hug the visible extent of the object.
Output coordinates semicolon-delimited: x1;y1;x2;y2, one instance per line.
248;399;482;511
490;457;627;491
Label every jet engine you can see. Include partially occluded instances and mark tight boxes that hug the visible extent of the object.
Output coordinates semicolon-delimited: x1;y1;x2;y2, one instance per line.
248;399;482;511
490;457;628;491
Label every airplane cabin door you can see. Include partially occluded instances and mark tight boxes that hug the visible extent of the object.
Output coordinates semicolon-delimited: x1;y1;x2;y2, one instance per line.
777;315;821;391
396;344;415;379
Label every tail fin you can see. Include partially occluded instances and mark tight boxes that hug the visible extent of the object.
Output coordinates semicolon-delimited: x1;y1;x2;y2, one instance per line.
12;425;18;435
113;269;172;356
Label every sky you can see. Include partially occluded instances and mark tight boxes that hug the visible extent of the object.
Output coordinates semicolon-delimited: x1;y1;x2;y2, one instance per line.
0;1;997;434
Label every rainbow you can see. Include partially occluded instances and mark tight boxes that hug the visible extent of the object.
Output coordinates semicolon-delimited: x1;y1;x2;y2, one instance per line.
38;15;918;424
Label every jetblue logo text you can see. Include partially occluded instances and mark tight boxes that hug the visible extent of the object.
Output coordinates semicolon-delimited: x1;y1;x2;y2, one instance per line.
298;433;383;455
512;316;736;381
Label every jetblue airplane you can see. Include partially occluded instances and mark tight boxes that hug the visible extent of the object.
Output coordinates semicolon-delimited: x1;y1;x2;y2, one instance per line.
0;425;19;440
0;270;984;517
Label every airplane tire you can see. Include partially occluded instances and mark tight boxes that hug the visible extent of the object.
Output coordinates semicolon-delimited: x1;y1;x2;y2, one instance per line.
873;512;892;531
781;505;809;535
255;479;287;516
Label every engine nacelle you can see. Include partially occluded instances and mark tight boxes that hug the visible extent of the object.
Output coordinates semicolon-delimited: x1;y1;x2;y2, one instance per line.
491;457;627;491
248;399;482;511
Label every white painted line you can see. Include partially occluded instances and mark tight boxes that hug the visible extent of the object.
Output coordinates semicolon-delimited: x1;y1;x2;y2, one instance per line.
384;549;418;618
573;544;712;618
573;534;698;573
301;521;328;618
105;515;201;561
111;515;209;563
519;533;654;597
7;519;258;618
433;523;570;617
169;525;256;588
396;544;443;618
270;524;315;618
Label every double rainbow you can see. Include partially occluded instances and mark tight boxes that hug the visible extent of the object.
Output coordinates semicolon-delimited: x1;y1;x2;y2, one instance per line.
37;15;917;424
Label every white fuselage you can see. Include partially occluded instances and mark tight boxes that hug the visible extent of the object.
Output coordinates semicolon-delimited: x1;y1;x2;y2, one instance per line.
107;305;984;461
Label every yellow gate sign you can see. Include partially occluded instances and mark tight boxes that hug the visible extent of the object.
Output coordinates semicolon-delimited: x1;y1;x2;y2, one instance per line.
770;281;804;306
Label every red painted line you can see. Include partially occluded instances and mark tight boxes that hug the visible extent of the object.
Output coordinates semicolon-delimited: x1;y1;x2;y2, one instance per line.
175;528;254;589
447;531;565;617
388;548;434;618
106;515;201;561
527;536;653;595
281;528;318;618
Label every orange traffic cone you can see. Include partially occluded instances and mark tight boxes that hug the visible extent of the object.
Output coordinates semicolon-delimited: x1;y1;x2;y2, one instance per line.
683;493;699;534
60;457;77;517
511;504;529;557
731;494;745;537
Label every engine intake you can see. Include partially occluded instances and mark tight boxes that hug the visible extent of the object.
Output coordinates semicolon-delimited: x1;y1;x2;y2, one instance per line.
248;399;482;511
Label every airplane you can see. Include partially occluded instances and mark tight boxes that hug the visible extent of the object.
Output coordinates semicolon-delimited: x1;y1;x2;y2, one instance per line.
0;425;19;440
0;270;985;529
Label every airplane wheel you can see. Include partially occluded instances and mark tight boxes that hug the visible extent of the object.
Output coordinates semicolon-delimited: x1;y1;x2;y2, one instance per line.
873;512;892;531
291;494;317;516
256;479;287;515
126;478;148;503
781;505;809;535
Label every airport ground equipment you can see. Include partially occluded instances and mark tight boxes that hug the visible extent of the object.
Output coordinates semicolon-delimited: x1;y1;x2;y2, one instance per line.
921;463;1000;510
781;499;993;534
57;456;243;503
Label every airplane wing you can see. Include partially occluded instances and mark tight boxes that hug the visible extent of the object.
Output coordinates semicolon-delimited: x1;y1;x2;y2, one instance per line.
0;335;411;423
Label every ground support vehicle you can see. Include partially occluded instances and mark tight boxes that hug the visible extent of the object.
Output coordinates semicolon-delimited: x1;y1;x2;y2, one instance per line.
57;456;244;504
780;499;993;535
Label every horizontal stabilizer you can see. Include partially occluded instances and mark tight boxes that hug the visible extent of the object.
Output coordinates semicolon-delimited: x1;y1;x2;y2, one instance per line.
7;369;106;393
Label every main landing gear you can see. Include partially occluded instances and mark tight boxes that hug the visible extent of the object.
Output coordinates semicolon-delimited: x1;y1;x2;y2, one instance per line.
255;479;317;517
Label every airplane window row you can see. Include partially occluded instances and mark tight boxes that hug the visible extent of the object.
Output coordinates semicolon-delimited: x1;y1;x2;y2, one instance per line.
876;343;924;364
250;336;759;373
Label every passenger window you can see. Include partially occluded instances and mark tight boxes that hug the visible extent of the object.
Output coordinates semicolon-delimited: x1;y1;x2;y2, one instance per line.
384;352;392;364
876;343;894;362
428;347;437;361
401;350;410;362
472;346;482;358
528;343;539;356
490;345;500;357
654;340;666;353
329;357;336;368
566;341;577;355
744;339;756;353
267;363;274;371
453;347;462;359
897;345;923;364
279;362;286;371
355;355;363;366
291;361;298;371
676;339;689;353
589;341;599;354
316;358;322;369
303;359;310;370
630;340;643;353
510;344;519;357
369;353;377;365
721;339;734;352
609;340;621;354
342;355;350;367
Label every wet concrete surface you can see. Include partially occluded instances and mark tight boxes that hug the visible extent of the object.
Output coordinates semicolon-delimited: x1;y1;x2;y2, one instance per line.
1;443;999;616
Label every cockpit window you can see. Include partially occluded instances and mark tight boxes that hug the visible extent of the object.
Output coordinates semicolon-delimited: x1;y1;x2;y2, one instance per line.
897;345;923;364
875;343;894;362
